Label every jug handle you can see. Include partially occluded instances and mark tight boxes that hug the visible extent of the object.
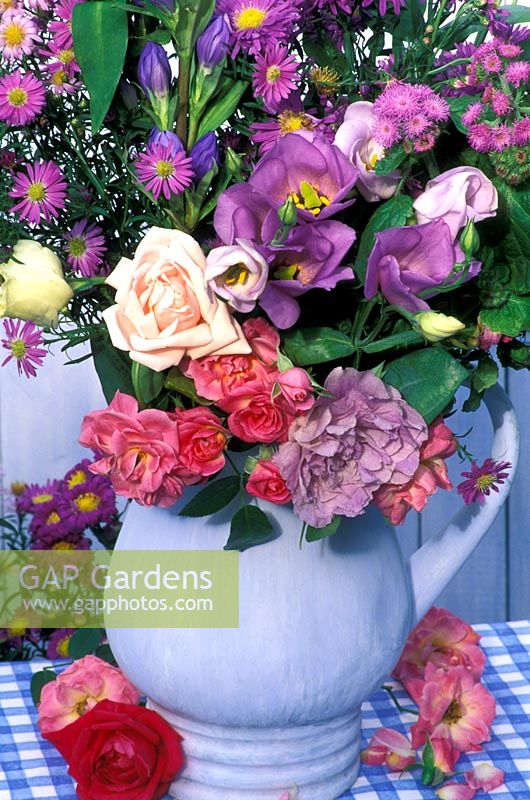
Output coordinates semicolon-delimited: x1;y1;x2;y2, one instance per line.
408;382;519;625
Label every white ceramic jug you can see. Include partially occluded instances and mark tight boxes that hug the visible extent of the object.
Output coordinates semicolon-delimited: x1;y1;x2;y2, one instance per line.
107;384;519;800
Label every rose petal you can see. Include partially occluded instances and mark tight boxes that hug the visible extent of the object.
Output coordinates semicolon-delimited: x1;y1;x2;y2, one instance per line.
465;763;505;791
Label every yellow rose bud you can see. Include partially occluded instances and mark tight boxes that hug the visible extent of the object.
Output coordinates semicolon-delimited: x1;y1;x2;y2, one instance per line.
0;240;73;327
417;311;466;342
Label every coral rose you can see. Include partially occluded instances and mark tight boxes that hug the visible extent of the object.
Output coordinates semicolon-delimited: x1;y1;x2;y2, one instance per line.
228;392;294;444
38;655;140;734
176;406;229;476
43;699;184;800
246;460;292;504
102;226;250;372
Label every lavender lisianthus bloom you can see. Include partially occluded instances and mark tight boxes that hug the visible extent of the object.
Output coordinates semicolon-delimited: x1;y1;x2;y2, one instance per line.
214;182;279;245
196;15;231;70
205;239;269;313
334;101;400;202
191;132;220;181
364;219;481;313
274;367;428;528
259;220;356;328
248;131;358;222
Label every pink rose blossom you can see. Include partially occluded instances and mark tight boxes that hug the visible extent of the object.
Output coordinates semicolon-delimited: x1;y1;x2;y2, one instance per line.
38;655;140;734
436;784;476;800
432;737;461;773
228;392;294;444
360;727;416;771
413;167;498;240
276;368;315;412
246;459;292;505
374;418;457;525
242;317;280;365
411;664;496;754
184;352;276;408
175;407;229;477
465;762;505;791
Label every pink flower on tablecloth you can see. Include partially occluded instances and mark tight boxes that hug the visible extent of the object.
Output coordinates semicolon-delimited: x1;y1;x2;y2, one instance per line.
465;762;505;791
361;727;416;771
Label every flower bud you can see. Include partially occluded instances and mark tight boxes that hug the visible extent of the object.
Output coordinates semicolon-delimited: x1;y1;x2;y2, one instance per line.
278;196;298;227
460;219;480;258
417;311;466;342
120;79;138;110
191;132;219;180
138;42;171;99
225;146;244;175
196;15;230;71
148;128;184;154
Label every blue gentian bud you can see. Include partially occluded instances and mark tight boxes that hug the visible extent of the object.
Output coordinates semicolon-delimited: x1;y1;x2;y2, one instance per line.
138;42;171;99
191;132;220;180
196;15;231;71
148;128;185;155
120;79;138;110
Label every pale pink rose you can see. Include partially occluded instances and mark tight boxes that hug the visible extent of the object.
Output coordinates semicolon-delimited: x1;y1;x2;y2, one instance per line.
432;737;462;773
246;459;292;505
334;101;400;202
205;239;269;313
411;664;496;754
360;727;416;771
183;353;276;409
374;418;457;525
413;167;498;240
465;763;505;791
38;655;140;734
242;316;280;365
436;783;476;800
102;226;250;372
276;368;315;412
393;607;485;697
176;406;229;477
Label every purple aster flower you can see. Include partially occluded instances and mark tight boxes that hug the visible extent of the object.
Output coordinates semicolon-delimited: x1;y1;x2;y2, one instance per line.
30;525;92;550
46;628;75;659
63;458;94;491
1;319;47;378
274;367;428;528
361;0;404;13
364;219;480;313
66;476;117;528
216;0;301;56
196;14;231;69
434;43;478;97
64;220;106;277
191;132;220;181
0;69;46;126
134;142;194;201
250;109;317;156
9;161;67;225
16;479;60;514
457;459;511;505
252;45;299;112
260;220;356;328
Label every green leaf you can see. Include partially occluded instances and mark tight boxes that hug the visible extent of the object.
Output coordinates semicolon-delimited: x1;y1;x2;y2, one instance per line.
472;356;499;394
306;516;342;542
500;5;530;23
374;147;408;176
362;330;424;354
283;327;354;366
72;2;128;133
497;183;530;291
197;80;248;139
95;643;118;665
165;367;203;403
448;95;475;134
173;0;215;54
180;476;240;517
384;349;469;424
421;738;435;786
480;296;530;337
135;364;165;404
31;670;57;706
224;505;275;552
91;334;135;403
393;0;424;40
355;195;413;282
68;628;103;659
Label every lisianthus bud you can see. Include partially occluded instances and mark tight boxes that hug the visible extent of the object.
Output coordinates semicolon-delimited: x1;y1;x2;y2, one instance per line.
417;311;466;342
196;15;230;71
191;132;219;180
460;219;480;258
148;128;184;154
225;147;244;176
0;241;73;327
278;196;298;227
138;42;171;99
119;79;138;110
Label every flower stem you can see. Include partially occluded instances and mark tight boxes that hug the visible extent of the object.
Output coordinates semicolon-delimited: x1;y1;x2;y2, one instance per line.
382;684;420;715
176;53;192;146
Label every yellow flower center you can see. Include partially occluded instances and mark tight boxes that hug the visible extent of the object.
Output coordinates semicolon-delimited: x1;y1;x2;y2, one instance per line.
443;699;464;725
7;87;27;107
366;152;379;171
67;470;87;489
274;264;299;280
58;48;75;63
155;160;174;178
4;22;25;46
56;635;72;657
266;66;281;84
278;110;315;135
310;66;341;95
68;236;87;257
27;182;46;202
47;511;61;524
476;473;495;491
33;493;53;505
222;263;249;286
75;698;88;715
234;5;267;30
0;0;15;11
10;481;27;496
289;180;331;216
52;541;76;550
74;492;101;513
10;339;26;359
52;69;67;86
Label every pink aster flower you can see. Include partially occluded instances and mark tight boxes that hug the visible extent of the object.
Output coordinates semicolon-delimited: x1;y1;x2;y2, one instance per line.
465;763;505;792
505;60;530;87
512;116;530;145
134;142;194;201
64;219;106;277
0;10;40;60
9;161;67;224
457;458;511;504
479;49;502;73
252;45;298;112
467;122;493;152
0;70;45;126
404;114;430;137
461;102;483;127
1;319;47;379
216;0;300;57
361;728;416;772
373;117;399;147
45;64;81;95
490;89;511;116
48;0;84;48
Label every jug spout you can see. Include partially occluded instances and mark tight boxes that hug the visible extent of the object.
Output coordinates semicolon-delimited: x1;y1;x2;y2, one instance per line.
407;383;519;626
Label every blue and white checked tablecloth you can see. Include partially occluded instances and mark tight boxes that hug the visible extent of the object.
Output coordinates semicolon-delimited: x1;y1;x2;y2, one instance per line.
0;621;529;800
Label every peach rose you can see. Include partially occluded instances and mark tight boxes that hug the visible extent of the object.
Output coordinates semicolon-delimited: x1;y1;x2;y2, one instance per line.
102;227;250;372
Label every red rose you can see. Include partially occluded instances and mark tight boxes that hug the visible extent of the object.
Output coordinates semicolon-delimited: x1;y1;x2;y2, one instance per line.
228;393;293;443
177;406;229;477
246;460;292;505
43;699;184;800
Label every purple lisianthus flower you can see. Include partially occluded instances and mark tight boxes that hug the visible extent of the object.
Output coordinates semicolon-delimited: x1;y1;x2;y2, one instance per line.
147;128;184;154
196;15;231;70
364;219;481;312
205;239;269;313
214;182;279;245
274;367;427;528
191;132;220;180
260;220;356;328
248;132;358;222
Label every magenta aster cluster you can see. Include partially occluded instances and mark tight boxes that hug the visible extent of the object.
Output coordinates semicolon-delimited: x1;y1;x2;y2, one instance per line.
372;81;450;152
1;319;47;379
0;69;45;126
134;142;195;201
457;459;512;505
216;0;301;56
9;160;67;223
64;220;107;277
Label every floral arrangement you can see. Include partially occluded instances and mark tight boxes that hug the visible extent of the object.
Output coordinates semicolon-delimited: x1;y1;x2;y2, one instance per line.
0;0;528;546
0;458;120;660
30;607;505;800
